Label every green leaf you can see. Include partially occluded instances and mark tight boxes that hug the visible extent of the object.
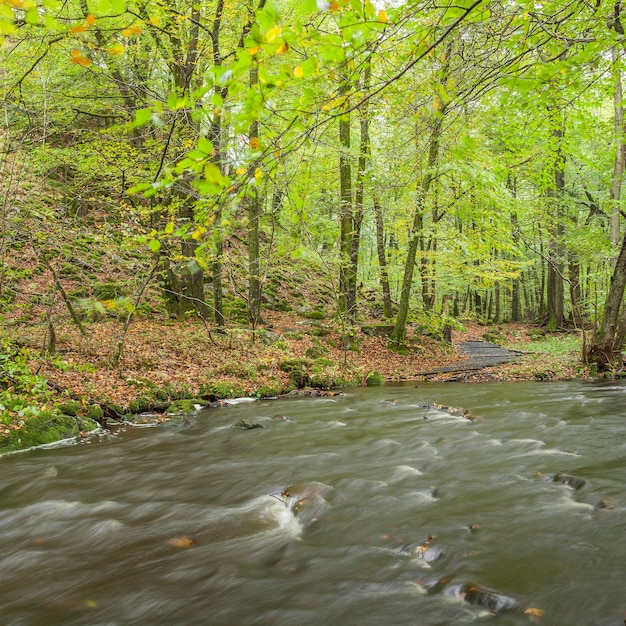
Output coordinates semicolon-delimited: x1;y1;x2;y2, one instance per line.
90;0;112;16
110;0;126;13
25;8;40;24
148;238;161;252
134;108;152;126
198;137;213;155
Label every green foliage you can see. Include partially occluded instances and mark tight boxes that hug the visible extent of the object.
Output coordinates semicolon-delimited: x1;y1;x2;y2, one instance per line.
0;341;53;425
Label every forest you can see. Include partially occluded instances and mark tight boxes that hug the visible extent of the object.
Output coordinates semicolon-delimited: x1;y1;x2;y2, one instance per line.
2;0;626;447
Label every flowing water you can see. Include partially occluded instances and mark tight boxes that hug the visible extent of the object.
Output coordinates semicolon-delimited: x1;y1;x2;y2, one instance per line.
1;381;625;626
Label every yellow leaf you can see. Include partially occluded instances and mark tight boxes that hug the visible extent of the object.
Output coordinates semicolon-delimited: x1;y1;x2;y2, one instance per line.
149;15;160;26
121;28;133;37
378;9;387;22
192;226;206;240
524;608;545;617
8;0;23;6
276;41;289;55
265;24;282;42
130;24;142;34
168;536;195;548
254;168;262;180
330;1;339;10
249;136;260;150
294;66;304;78
70;23;88;33
235;167;247;175
70;49;92;67
107;43;125;55
248;46;260;56
85;14;96;26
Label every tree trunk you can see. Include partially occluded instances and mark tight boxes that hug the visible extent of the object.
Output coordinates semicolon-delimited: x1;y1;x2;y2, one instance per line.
585;229;626;367
389;114;443;348
338;95;355;319
545;116;565;329
373;196;393;318
247;59;263;329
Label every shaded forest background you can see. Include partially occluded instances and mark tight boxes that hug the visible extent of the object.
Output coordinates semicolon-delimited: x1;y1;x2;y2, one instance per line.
2;0;626;435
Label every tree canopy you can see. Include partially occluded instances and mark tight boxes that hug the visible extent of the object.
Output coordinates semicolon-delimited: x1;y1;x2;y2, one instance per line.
3;0;626;383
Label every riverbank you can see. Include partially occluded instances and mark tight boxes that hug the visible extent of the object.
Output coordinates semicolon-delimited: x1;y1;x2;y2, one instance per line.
0;311;589;453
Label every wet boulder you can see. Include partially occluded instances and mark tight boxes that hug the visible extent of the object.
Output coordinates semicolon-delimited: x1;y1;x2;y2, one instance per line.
232;419;264;430
553;473;586;490
596;497;615;510
458;583;518;612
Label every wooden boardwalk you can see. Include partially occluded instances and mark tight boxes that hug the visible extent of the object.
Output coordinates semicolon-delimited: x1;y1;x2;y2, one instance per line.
418;341;523;377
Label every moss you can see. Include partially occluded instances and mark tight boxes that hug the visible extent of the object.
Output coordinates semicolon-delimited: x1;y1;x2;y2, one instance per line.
127;396;153;413
279;358;313;387
165;399;198;415
93;281;129;300
309;360;360;389
365;370;385;386
57;401;80;417
223;297;249;325
199;381;245;399
301;310;326;320
86;404;104;421
150;384;191;402
269;299;292;312
310;327;331;337
305;344;329;359
254;378;285;398
0;412;91;452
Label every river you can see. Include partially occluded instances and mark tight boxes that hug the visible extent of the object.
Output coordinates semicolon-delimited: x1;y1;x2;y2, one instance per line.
0;381;625;625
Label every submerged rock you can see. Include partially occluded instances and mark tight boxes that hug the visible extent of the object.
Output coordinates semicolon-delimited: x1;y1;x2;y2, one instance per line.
553;473;586;490
232;419;264;430
457;583;518;612
596;497;615;510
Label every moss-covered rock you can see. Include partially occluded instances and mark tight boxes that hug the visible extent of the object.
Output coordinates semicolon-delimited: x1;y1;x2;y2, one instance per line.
86;404;104;421
0;412;93;453
309;360;360;389
127;396;153;414
365;370;385;386
279;358;313;388
199;381;246;399
165;399;199;415
57;401;80;417
301;310;326;320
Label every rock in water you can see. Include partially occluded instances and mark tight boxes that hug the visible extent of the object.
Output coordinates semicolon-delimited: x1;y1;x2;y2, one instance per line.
459;583;518;612
232;419;264;430
553;473;586;490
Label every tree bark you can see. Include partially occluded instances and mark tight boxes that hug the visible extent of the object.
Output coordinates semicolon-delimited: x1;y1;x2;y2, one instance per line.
610;45;624;247
389;113;444;348
247;57;263;329
585;229;626;367
545;114;565;329
338;92;355;319
373;196;393;318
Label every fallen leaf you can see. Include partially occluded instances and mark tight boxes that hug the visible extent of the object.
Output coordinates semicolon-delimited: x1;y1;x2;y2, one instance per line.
168;536;195;548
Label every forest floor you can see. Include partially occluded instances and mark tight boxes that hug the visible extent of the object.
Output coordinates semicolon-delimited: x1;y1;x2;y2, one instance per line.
1;230;590;450
19;312;586;410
